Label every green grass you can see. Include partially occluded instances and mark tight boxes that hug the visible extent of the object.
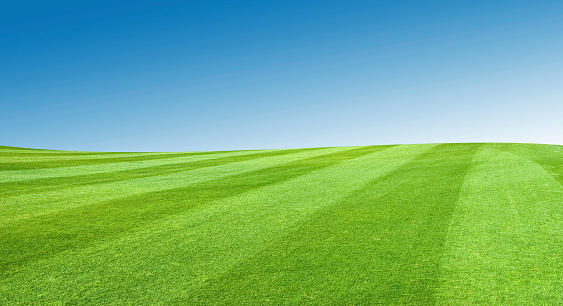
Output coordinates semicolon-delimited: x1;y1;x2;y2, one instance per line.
1;143;563;304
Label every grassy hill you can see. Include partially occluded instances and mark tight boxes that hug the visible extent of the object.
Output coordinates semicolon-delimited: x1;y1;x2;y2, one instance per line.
2;143;563;304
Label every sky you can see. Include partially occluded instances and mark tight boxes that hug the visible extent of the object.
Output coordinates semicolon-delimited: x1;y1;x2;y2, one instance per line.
2;0;563;151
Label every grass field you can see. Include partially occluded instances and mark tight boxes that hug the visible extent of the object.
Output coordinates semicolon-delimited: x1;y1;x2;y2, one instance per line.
2;143;563;304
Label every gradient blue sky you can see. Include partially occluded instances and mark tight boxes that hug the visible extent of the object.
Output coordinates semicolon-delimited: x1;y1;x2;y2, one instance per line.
2;1;563;151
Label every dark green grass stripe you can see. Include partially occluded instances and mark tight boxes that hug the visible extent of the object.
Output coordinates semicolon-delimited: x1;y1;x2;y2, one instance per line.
0;148;325;197
0;150;250;171
0;145;394;275
189;143;481;305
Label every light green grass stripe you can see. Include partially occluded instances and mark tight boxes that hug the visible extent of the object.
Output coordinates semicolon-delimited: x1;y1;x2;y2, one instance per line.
0;151;171;162
0;149;267;184
0;146;73;153
0;152;178;168
0;149;261;171
1;149;329;199
437;145;563;304
0;147;348;224
0;150;258;183
494;143;563;183
0;144;437;304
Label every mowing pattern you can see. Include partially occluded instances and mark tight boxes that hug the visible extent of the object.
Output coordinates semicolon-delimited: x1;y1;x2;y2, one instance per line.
1;143;563;304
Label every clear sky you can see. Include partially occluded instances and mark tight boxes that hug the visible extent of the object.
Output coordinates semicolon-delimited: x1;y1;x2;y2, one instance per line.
2;1;563;151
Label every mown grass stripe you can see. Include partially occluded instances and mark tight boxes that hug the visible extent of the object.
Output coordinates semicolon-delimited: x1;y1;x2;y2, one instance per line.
0;146;45;151
0;145;390;274
494;143;563;186
437;144;563;304
187;143;481;304
0;144;436;304
0;152;176;167
0;149;267;184
0;149;246;171
1;147;347;224
0;147;324;197
3;142;562;304
0;151;144;156
0;151;169;160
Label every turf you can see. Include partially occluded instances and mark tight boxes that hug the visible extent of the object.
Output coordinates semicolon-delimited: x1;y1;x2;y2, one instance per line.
1;143;563;304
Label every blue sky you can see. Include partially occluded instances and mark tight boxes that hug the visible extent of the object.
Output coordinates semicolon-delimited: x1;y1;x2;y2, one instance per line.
2;0;563;151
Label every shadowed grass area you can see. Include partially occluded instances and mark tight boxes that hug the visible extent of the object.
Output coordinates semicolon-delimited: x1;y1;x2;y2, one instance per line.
1;143;563;304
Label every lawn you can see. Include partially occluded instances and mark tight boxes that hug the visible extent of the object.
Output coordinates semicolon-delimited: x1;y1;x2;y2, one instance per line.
1;143;563;304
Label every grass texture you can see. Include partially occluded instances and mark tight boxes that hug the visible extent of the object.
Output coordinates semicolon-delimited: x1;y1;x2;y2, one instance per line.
1;143;563;304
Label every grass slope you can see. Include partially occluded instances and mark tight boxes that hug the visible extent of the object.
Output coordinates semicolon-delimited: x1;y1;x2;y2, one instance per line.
1;143;563;304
